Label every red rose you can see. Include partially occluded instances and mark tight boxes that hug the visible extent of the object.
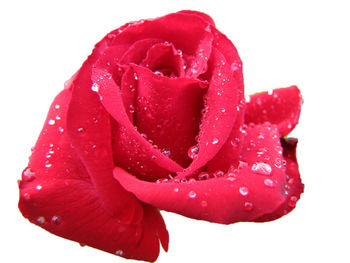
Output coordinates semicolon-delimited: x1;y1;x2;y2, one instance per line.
18;10;303;261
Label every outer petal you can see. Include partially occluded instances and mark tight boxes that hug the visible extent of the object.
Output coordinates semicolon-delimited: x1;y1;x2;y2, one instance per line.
245;86;302;136
68;58;143;221
114;123;289;224
18;89;169;261
254;138;304;222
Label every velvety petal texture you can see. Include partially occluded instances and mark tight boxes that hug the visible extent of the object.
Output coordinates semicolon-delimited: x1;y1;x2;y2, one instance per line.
18;10;303;262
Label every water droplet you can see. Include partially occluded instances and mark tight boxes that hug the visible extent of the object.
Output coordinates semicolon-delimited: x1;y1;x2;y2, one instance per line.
244;202;253;211
213;170;224;177
288;196;298;208
251;162;272;175
187;145;199;159
274;158;283;168
154;71;164;76
36;216;45;225
201;200;208;207
36;185;42;190
161;149;171;157
226;176;236;182
22;168;36;182
221;108;226;113
58;127;64;133
45;163;52;168
115;250;124;256
174;187;179;193
212;138;219;145
91;83;99;92
77;127;85;133
48;119;55;126
55;105;60;109
188;190;197;199
198;172;210;180
245;96;251;103
238;161;248;169
51;216;62;225
239;186;249;196
22;192;31;200
264;178;275;187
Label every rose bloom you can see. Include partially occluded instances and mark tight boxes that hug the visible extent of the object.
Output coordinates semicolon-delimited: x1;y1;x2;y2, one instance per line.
18;10;303;261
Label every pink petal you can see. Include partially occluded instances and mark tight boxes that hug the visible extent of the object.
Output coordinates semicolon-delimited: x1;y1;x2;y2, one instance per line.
91;67;184;179
132;65;206;167
177;47;241;178
67;60;143;220
254;138;304;222
140;42;185;77
18;88;168;261
114;123;290;224
245;86;302;136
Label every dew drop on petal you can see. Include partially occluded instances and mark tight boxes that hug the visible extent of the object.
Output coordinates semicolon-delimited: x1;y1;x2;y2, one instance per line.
36;185;42;190
91;83;99;92
187;145;199;159
115;250;124;256
212;138;219;145
244;202;253;211
36;216;45;225
251;162;272;175
22;168;36;182
198;172;210;180
51;216;62;225
288;196;298;207
188;190;197;199
239;186;249;196
48;120;55;126
213;170;224;177
264;178;275;187
174;187;179;193
22;192;31;200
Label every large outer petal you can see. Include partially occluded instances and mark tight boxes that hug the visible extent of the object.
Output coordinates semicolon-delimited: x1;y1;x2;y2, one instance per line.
114;123;289;224
245;86;302;136
18;88;168;261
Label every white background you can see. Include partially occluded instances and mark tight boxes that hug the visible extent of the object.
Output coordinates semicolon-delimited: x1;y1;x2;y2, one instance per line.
1;0;349;262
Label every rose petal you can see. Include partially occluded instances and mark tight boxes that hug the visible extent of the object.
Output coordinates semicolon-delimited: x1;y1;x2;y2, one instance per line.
140;42;185;77
114;123;289;224
245;86;302;136
178;10;216;26
18;88;168;261
68;59;143;220
120;38;164;65
91;67;184;179
177;47;241;178
103;12;213;64
204;26;245;172
132;65;206;167
254;138;304;222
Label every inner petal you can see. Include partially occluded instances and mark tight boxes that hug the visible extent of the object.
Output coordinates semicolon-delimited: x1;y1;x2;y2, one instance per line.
140;42;185;77
132;65;206;167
